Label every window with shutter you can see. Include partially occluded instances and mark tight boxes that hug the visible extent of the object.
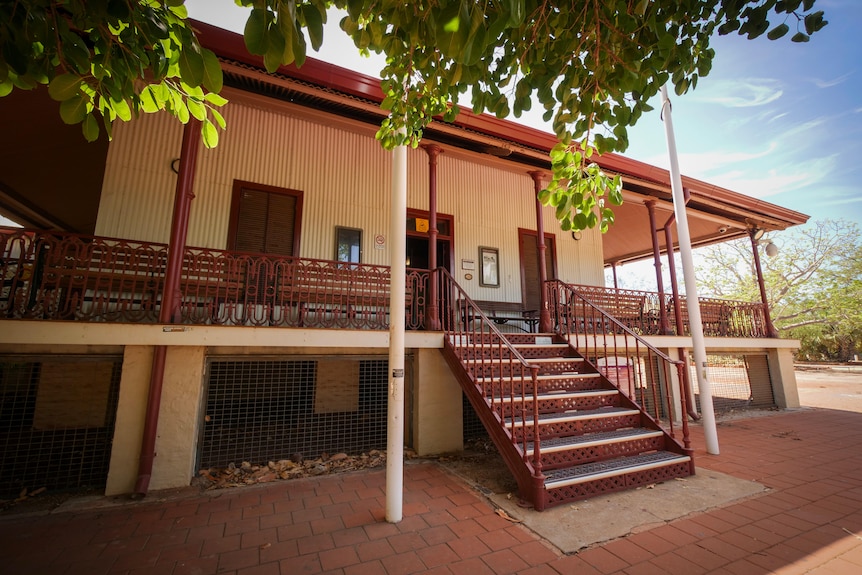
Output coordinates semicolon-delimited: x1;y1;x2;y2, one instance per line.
228;181;303;256
519;229;557;310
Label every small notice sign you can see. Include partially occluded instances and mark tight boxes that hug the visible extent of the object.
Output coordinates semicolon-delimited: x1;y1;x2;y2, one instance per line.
392;369;404;378
374;234;386;250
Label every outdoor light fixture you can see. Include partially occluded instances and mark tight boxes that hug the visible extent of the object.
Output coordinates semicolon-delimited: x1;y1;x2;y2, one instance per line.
571;231;582;240
750;228;778;257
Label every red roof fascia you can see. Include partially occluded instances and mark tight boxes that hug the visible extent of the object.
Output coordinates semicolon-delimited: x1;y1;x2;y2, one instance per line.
192;20;384;102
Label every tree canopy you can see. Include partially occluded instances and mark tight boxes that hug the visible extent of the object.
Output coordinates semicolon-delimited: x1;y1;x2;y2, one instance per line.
695;220;861;361
0;0;827;232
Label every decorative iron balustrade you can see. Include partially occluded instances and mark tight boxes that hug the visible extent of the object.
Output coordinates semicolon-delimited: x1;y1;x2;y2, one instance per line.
546;280;692;451
1;228;427;330
568;284;771;338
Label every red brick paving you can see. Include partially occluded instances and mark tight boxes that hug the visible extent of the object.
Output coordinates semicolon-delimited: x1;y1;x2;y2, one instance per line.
1;409;861;574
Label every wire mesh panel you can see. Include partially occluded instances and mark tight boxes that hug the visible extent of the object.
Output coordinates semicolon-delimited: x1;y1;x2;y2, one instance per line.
689;353;775;413
0;356;122;498
199;357;390;469
462;391;488;442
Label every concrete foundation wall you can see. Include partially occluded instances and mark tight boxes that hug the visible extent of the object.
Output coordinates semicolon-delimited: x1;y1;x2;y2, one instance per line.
105;346;153;496
767;347;801;408
150;346;206;491
412;349;463;456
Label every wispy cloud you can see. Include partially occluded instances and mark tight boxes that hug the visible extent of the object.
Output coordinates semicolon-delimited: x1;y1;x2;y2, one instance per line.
705;154;839;199
811;72;853;88
693;78;784;108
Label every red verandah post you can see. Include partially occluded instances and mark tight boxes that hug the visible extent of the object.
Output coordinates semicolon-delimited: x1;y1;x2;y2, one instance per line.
134;120;201;497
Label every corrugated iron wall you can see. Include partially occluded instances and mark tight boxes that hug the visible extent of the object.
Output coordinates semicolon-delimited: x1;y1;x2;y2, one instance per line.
97;96;606;304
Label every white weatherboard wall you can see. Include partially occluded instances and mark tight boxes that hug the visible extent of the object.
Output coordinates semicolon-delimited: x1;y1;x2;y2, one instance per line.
97;93;606;302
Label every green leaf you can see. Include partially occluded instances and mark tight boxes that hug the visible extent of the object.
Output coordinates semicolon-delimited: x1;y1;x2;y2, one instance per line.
200;48;223;93
264;24;286;72
244;8;269;55
48;74;83;101
201;118;219;148
178;45;204;87
82;114;100;142
204;91;228;106
0;78;12;97
791;32;810;42
59;94;89;124
301;4;325;51
112;97;132;121
187;98;206;121
767;23;790;40
210;107;226;129
139;86;162;113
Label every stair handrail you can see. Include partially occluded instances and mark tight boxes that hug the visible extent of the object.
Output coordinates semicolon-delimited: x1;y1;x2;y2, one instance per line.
437;268;544;484
546;280;692;454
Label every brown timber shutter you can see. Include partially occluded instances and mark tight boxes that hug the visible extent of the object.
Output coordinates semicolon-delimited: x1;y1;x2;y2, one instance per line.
520;232;556;310
234;187;297;256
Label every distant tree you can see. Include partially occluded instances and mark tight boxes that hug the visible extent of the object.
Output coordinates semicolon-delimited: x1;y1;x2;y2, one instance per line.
1;0;828;231
695;220;861;361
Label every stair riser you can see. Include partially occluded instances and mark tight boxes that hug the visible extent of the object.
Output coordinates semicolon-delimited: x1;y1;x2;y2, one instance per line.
479;379;603;396
512;413;642;442
543;460;693;508
458;348;568;360
497;395;620;418
536;435;666;471
455;333;551;345
470;363;588;377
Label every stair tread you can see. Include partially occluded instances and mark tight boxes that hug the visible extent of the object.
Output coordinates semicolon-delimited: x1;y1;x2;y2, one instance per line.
508;406;637;425
490;389;617;403
476;372;600;383
464;356;583;363
544;451;690;487
526;428;663;453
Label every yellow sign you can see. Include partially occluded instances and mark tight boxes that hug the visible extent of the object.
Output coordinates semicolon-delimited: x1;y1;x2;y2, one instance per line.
415;218;429;232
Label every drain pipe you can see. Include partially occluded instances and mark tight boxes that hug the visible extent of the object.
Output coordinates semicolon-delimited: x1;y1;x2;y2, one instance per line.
133;120;201;497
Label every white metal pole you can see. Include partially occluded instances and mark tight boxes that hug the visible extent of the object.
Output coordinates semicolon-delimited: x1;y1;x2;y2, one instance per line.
386;133;408;522
659;85;720;455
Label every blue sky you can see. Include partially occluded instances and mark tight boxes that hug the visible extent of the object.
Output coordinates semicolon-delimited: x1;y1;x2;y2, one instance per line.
185;0;861;229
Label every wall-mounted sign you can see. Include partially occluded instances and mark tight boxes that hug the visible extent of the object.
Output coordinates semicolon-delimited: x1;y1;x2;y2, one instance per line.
461;259;475;270
374;234;386;250
415;218;429;232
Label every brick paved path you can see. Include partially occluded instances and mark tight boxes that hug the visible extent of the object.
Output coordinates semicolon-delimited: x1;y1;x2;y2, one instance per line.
1;409;861;574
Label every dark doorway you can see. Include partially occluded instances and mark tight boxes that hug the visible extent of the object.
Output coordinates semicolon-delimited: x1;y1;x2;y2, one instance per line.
406;209;454;272
406;237;451;271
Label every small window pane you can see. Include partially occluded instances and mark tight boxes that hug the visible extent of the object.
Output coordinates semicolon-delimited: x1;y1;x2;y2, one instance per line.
336;228;362;263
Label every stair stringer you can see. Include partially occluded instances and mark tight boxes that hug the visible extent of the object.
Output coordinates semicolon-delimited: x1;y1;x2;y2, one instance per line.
440;339;541;507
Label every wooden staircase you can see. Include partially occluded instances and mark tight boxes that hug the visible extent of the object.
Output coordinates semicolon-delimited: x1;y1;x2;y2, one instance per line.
443;331;694;510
